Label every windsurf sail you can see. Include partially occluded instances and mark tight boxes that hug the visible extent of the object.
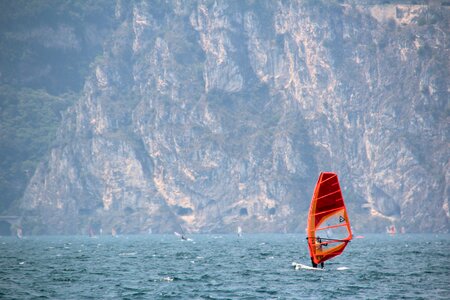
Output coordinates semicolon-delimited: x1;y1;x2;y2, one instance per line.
175;225;188;240
16;227;23;239
387;224;396;235
306;172;352;266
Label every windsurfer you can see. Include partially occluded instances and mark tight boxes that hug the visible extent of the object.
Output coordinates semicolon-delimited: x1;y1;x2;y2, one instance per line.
306;173;352;270
313;237;325;269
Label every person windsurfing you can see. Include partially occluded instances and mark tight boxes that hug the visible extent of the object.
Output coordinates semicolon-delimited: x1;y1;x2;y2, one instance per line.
179;225;188;240
310;236;325;268
305;173;353;270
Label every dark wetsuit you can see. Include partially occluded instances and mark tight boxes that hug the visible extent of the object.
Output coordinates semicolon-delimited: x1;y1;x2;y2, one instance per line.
311;257;317;268
311;257;324;268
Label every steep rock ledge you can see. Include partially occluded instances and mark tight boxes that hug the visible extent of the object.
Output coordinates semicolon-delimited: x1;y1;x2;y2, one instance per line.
17;1;449;234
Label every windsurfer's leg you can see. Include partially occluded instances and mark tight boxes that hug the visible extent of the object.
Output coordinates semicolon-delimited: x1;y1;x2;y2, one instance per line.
320;262;324;269
311;257;317;268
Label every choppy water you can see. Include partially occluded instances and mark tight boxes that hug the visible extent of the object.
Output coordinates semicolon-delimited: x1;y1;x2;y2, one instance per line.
0;234;449;299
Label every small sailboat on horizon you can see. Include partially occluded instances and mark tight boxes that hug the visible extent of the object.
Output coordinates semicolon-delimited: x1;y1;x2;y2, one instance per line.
387;224;397;235
88;225;98;238
174;225;190;241
16;226;23;239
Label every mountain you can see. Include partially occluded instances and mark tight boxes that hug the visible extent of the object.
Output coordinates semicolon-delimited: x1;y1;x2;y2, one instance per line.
0;0;116;219
6;0;449;234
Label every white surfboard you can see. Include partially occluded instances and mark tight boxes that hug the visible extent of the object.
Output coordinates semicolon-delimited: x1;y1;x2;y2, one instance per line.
292;262;324;271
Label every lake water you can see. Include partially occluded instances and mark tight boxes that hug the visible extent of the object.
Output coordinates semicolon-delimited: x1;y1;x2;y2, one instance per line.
0;234;449;299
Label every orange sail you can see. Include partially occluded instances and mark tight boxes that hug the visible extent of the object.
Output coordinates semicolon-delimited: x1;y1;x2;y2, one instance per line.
307;172;352;265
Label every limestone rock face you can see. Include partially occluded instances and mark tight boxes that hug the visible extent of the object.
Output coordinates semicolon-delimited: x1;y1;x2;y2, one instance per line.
19;1;449;234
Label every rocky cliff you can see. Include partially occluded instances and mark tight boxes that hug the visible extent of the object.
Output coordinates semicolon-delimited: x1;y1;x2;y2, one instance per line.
16;1;449;234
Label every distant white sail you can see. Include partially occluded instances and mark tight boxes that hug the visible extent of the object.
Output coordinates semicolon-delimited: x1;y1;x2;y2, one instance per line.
17;227;23;239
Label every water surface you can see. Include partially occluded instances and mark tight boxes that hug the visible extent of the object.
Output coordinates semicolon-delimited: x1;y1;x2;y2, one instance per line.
1;234;448;299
